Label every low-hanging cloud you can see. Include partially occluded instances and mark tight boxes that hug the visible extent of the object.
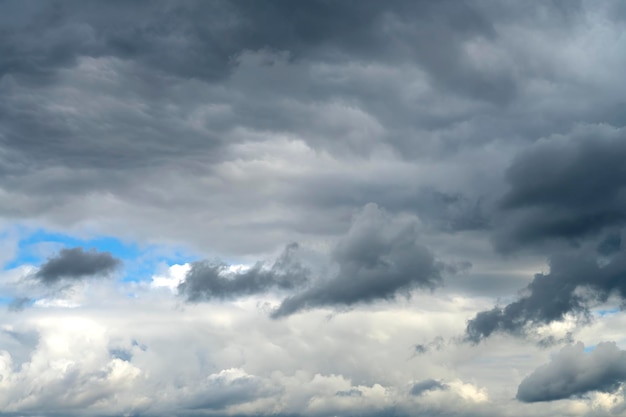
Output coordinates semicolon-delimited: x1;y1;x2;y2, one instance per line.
517;342;626;402
272;204;442;318
35;247;121;284
178;243;310;301
466;245;626;342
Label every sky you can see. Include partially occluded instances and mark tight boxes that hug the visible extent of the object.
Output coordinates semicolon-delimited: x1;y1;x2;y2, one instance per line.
1;1;626;416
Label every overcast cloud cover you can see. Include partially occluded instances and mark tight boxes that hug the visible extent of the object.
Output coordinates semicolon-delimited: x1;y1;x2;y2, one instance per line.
1;1;626;416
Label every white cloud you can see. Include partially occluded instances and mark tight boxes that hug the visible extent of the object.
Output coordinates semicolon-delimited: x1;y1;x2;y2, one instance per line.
150;263;191;291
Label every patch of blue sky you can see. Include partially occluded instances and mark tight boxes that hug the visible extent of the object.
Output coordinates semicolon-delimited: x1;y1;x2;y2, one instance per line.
594;307;620;317
0;296;33;310
4;228;199;282
584;345;596;353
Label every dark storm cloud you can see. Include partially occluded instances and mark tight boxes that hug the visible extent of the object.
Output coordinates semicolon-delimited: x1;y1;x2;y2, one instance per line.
178;243;310;302
517;342;626;402
234;0;516;104
0;1;506;99
466;245;626;342
35;247;121;284
493;126;626;252
0;1;233;83
272;204;442;318
0;0;516;178
410;379;447;396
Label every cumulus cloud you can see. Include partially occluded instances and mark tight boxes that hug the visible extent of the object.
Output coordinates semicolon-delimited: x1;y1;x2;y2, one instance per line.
35;247;121;284
517;342;626;402
272;204;442;317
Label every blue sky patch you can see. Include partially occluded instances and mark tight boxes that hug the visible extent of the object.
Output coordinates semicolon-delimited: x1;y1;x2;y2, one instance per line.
595;307;620;318
4;228;199;282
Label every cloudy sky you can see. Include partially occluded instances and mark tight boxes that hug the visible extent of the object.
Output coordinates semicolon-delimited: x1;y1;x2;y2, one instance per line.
1;1;626;416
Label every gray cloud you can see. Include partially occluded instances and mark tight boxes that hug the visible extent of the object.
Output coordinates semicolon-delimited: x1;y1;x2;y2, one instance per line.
410;379;447;396
187;372;267;411
178;243;309;302
272;204;442;318
35;247;121;284
517;342;626;402
466;244;626;342
494;126;626;252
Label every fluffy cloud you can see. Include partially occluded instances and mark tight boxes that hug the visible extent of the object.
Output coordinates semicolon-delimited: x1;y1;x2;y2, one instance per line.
0;292;497;417
517;342;626;402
